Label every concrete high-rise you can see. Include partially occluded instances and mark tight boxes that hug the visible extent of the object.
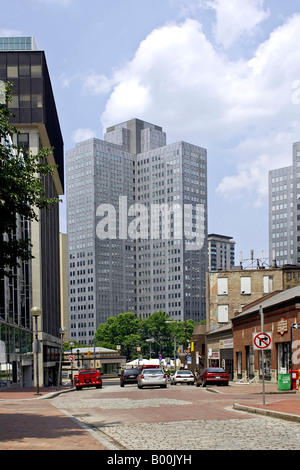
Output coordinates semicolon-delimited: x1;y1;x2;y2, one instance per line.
269;141;300;266
208;234;235;272
67;119;207;344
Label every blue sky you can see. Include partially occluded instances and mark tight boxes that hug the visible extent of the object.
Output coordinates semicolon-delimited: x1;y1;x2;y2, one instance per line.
1;0;300;264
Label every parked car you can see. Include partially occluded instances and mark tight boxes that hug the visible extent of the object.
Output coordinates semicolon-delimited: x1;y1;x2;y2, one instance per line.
195;367;229;387
137;368;167;389
170;370;195;385
74;369;102;390
120;368;140;387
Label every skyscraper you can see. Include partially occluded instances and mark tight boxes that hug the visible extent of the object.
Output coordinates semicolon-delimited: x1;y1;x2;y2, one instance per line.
0;37;64;386
269;141;300;266
208;234;235;272
67;119;207;344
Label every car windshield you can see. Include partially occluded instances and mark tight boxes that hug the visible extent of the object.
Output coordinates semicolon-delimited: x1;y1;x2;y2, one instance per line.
79;370;97;375
177;370;192;374
207;368;225;373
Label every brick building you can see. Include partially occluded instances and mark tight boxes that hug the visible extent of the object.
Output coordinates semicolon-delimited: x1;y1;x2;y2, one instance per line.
206;265;300;332
232;286;300;383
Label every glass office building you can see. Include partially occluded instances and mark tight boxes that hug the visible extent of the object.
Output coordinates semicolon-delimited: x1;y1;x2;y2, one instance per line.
0;38;64;386
67;119;207;344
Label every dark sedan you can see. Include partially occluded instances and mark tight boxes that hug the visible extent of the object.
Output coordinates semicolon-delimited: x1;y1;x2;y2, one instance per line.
120;368;140;387
195;367;229;387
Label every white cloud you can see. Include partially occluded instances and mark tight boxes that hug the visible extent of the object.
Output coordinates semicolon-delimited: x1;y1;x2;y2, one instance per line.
86;13;300;207
72;128;96;143
81;72;115;95
206;0;270;48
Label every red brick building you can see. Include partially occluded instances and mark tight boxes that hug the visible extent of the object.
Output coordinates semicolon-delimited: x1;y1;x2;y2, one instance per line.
232;286;300;382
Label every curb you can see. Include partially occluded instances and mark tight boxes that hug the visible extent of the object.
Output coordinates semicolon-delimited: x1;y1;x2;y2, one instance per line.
233;403;300;423
41;387;76;399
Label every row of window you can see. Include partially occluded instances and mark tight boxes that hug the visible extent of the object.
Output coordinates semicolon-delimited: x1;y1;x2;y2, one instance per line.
217;276;274;296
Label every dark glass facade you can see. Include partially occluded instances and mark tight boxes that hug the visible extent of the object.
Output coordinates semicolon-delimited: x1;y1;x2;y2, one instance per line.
0;46;64;386
0;50;64;188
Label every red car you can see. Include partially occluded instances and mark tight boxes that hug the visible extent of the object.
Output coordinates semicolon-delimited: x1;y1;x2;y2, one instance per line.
74;369;102;390
196;367;229;387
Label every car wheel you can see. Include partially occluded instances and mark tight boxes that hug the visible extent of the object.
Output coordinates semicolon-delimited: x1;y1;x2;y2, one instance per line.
138;384;143;389
161;384;167;388
120;383;124;387
196;382;200;387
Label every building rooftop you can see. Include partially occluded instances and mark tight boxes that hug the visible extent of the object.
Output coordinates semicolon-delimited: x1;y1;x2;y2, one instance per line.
0;36;37;51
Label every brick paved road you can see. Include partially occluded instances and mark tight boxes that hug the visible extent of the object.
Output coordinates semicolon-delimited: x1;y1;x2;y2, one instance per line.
52;382;300;450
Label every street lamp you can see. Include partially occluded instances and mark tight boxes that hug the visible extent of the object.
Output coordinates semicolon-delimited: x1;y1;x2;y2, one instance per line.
58;326;67;388
31;306;41;395
69;341;74;386
165;321;178;373
146;338;154;358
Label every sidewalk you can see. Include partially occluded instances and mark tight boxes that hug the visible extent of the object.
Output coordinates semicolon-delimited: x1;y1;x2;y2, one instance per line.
229;382;300;422
0;385;110;450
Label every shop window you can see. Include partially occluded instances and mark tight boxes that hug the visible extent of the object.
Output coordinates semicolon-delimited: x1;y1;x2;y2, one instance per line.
236;351;242;379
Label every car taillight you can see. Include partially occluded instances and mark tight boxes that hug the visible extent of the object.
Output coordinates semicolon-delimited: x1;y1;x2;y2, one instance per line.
141;374;144;379
163;374;166;378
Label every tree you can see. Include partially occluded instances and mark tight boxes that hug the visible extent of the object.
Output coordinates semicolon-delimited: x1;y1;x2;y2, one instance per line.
94;312;142;359
93;310;198;360
0;82;60;273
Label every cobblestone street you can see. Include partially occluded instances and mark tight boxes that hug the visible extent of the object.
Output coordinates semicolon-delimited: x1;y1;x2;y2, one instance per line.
51;381;300;451
95;416;300;450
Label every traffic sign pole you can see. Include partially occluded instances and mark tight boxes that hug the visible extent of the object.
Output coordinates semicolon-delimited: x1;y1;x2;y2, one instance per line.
260;305;266;406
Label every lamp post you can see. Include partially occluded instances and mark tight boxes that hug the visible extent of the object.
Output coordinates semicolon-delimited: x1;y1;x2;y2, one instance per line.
69;341;74;386
30;306;41;395
145;338;154;358
58;327;67;388
165;321;178;373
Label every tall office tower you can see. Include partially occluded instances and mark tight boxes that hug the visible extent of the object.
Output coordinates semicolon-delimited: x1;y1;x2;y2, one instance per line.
0;37;64;386
67;119;207;344
208;234;236;271
269;141;300;266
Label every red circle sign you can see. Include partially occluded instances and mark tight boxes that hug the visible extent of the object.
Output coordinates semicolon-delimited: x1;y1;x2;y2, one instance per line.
253;333;271;349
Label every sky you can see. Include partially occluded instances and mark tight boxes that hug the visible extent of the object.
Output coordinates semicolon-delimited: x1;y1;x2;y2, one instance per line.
1;0;300;265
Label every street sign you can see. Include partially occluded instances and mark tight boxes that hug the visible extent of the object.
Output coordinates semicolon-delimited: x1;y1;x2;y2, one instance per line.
69;355;75;361
253;332;272;350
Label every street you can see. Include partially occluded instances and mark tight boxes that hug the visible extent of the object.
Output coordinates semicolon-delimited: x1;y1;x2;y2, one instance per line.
51;379;300;451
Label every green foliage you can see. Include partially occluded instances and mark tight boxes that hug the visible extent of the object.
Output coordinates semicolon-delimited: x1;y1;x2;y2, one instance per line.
0;82;60;273
94;310;197;360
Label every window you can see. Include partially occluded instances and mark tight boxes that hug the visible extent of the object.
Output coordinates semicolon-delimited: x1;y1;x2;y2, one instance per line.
217;277;228;295
241;277;251;294
263;275;273;294
18;133;29;150
218;305;228;323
